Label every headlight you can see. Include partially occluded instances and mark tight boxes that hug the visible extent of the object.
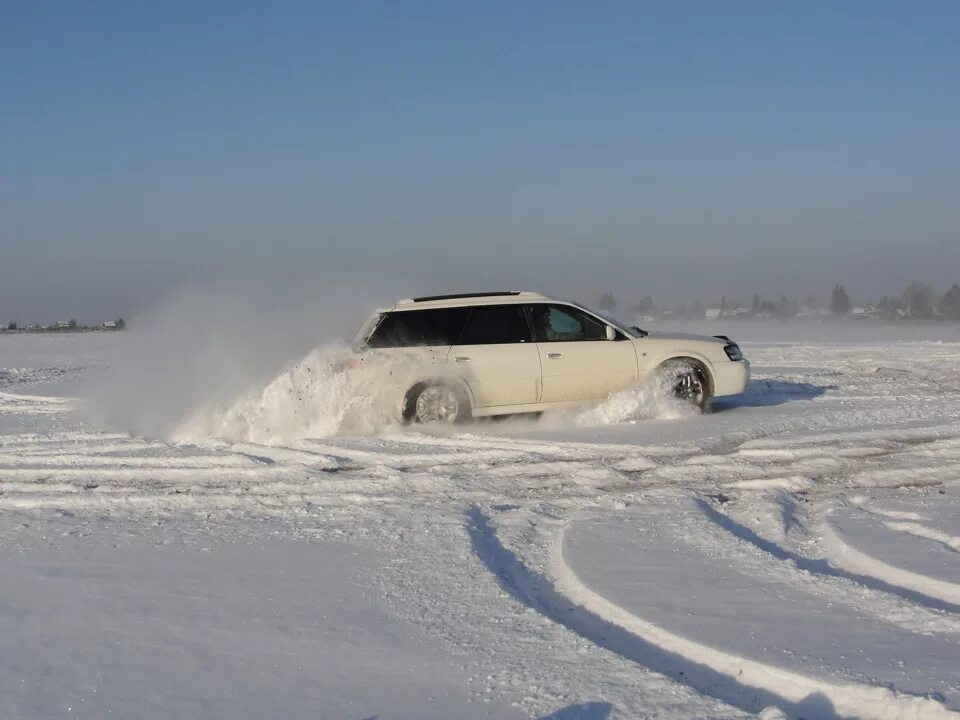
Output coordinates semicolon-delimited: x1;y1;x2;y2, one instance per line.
724;344;743;361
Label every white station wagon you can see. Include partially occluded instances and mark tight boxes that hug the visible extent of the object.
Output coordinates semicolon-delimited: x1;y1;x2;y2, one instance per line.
351;291;749;424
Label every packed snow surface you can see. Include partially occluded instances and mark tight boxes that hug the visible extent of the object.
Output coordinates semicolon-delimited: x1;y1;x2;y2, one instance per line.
1;324;960;719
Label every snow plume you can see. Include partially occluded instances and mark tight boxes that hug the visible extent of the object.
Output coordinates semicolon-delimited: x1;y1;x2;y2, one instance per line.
173;352;703;443
568;372;703;427
172;345;410;443
80;283;377;439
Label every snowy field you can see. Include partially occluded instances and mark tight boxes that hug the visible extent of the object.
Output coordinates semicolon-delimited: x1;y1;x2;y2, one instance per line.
2;323;960;720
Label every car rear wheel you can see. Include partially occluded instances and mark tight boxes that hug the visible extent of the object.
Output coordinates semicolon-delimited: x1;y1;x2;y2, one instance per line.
410;383;469;425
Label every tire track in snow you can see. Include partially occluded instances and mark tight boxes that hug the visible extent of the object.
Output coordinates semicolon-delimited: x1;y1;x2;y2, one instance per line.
0;391;72;414
469;506;958;720
679;495;960;638
5;417;959;519
466;507;797;717
553;533;959;720
882;522;960;553
820;509;960;608
701;499;960;615
0;430;659;514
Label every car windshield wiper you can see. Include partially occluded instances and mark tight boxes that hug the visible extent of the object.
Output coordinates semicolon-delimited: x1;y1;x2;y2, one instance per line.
631;325;649;337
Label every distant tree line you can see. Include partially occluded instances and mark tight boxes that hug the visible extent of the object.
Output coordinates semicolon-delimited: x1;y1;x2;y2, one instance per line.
3;318;126;332
594;281;960;322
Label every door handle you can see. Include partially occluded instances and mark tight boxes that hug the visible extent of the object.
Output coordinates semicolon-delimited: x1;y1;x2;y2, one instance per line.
547;352;563;359
455;356;471;363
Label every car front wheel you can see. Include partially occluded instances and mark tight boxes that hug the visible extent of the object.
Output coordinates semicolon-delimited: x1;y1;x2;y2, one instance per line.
659;359;711;411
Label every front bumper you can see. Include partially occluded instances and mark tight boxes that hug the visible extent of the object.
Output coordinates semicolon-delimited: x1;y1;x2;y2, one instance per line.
712;359;750;397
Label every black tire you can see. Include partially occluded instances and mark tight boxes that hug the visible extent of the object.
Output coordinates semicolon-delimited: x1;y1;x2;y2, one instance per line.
404;382;470;425
658;359;712;412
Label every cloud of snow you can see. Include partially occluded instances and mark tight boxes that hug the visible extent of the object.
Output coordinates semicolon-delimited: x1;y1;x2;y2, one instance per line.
569;373;703;427
79;281;379;439
171;345;426;443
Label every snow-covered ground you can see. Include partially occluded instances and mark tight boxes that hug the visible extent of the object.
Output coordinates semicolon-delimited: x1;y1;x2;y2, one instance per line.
2;324;960;719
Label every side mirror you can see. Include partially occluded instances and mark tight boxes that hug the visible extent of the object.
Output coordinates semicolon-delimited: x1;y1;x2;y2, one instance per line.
605;325;616;341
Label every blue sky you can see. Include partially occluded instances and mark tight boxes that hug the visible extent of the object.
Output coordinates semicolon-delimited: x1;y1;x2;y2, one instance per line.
3;1;959;321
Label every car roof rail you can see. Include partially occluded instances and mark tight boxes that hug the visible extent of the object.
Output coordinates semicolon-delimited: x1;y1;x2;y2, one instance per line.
409;291;523;303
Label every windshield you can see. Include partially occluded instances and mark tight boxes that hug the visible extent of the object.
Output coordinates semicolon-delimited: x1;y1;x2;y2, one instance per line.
590;309;643;338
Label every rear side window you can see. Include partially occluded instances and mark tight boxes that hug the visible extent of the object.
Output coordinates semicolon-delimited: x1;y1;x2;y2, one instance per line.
458;304;532;345
528;304;607;342
366;308;469;348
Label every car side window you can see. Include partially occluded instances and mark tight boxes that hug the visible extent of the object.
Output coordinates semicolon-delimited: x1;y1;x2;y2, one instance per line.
528;304;607;342
458;304;532;345
366;308;469;347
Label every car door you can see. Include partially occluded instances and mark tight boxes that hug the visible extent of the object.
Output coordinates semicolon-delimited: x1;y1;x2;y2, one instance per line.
528;303;638;403
449;304;542;408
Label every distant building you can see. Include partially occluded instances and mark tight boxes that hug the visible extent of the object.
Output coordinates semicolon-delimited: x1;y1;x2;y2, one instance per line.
704;308;722;319
102;320;117;329
56;321;71;330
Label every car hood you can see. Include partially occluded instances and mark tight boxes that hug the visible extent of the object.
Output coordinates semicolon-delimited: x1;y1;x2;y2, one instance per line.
641;331;729;345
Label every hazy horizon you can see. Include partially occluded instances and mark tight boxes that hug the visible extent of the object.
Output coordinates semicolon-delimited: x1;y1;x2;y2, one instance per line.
4;2;960;322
